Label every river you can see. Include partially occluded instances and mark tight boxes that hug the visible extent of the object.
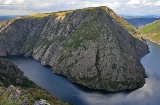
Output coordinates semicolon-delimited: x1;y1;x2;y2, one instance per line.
3;40;160;105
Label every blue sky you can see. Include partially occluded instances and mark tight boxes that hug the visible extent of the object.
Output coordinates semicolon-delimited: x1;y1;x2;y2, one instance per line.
0;0;160;16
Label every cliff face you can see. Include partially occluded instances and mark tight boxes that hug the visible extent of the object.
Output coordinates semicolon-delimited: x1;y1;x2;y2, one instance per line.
139;20;160;45
0;6;149;91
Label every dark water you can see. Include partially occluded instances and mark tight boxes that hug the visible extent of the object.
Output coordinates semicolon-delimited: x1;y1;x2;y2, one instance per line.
3;40;160;105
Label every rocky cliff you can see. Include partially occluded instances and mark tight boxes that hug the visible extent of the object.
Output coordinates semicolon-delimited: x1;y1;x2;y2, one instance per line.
0;6;149;91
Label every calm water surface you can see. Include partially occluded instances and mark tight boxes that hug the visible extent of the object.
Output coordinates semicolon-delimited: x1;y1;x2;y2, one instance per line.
3;40;160;105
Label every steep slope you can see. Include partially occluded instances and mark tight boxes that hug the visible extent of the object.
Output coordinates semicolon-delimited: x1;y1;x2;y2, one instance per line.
0;6;149;91
139;20;160;44
0;58;69;105
0;58;35;87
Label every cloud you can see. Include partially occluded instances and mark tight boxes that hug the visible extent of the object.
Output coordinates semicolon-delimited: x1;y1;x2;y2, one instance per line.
127;0;152;8
22;0;121;13
78;1;120;10
108;2;121;9
0;0;25;5
127;0;160;7
127;0;141;6
0;0;159;15
154;0;160;6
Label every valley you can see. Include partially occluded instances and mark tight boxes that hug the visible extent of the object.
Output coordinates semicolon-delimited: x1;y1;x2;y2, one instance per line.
1;5;160;105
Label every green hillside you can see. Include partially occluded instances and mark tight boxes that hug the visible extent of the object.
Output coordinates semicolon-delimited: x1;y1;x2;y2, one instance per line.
139;20;160;44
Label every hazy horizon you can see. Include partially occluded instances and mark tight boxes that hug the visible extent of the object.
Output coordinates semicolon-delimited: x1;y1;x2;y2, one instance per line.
0;0;160;16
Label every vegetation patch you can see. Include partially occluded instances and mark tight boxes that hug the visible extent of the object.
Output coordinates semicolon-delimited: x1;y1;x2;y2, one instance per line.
62;19;105;50
112;63;117;69
139;20;160;44
139;20;160;34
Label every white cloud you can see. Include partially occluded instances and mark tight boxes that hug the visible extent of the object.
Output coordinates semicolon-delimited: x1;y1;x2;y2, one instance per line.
127;0;141;6
4;0;13;5
107;2;120;9
0;0;25;5
127;0;152;7
0;0;159;15
154;0;160;6
67;1;79;5
79;1;120;10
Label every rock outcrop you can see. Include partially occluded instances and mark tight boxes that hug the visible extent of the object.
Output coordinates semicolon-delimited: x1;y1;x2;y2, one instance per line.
34;99;50;105
0;6;149;91
4;85;25;104
0;85;63;105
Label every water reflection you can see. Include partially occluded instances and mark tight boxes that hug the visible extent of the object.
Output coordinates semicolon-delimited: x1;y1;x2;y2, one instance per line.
81;76;160;105
3;40;160;105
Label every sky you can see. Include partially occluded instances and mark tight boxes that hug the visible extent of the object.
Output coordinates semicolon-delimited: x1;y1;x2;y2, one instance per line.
0;0;160;16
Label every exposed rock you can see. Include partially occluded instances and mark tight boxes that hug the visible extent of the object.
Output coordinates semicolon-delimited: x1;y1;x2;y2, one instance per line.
16;78;23;84
1;85;69;105
34;99;50;105
21;96;29;105
0;6;149;91
2;85;47;105
4;85;21;102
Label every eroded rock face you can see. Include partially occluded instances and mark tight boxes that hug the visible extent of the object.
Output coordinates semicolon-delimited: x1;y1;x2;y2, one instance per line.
4;85;21;103
34;99;50;105
2;85;49;105
52;8;149;91
0;6;149;91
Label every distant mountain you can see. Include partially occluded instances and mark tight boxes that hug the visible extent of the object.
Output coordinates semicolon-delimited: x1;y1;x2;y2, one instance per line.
139;20;160;45
121;15;160;19
0;16;19;21
124;18;160;29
